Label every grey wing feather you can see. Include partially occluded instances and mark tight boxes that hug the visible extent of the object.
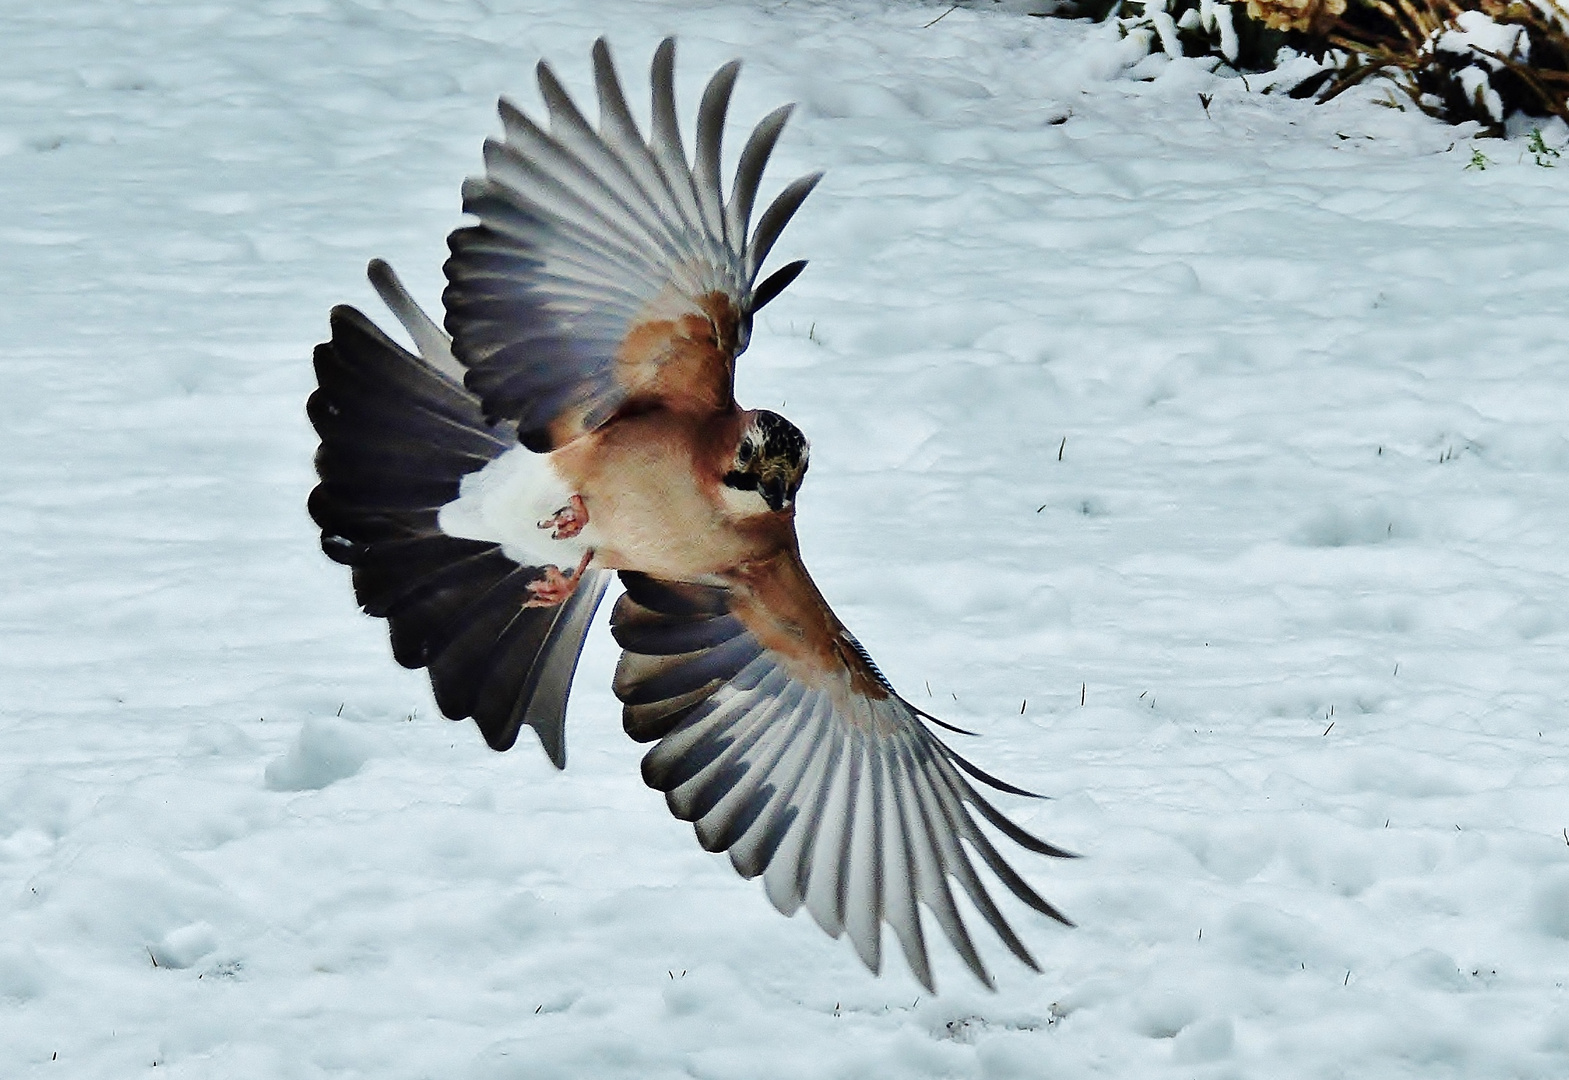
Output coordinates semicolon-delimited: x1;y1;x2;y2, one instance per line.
367;259;466;384
609;572;1076;993
726;104;794;259
443;37;819;443
694;60;741;244
748;172;823;281
647;38;707;241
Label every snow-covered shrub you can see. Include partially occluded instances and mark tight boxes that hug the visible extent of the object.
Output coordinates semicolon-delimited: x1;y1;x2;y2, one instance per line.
1095;0;1569;133
1103;0;1290;70
1300;0;1569;134
1415;10;1536;126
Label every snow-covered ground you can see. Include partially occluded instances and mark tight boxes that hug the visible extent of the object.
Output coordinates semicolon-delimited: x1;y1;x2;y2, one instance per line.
5;0;1569;1075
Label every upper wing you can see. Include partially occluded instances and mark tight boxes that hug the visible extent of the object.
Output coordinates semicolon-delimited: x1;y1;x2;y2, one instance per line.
443;37;821;450
609;558;1074;992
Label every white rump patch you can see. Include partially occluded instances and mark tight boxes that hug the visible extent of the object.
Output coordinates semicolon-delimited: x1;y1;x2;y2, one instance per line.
437;445;595;569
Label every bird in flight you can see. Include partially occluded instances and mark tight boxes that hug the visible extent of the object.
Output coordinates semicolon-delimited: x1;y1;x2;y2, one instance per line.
308;37;1073;991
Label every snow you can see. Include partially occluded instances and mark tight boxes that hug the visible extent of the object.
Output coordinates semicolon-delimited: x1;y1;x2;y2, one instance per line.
1437;10;1531;69
4;0;1569;1076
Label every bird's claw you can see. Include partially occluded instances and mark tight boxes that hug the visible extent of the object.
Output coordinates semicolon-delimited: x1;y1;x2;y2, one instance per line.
538;494;588;540
523;550;594;608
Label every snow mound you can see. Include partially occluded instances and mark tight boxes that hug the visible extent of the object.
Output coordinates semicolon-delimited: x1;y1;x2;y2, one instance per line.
263;717;374;792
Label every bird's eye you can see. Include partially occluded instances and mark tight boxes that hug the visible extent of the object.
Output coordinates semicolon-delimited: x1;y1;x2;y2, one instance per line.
738;440;755;465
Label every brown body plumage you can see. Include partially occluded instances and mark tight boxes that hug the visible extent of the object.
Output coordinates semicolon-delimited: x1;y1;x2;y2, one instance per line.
551;408;776;580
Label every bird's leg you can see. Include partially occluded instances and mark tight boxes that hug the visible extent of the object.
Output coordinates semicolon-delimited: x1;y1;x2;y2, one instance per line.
538;494;589;540
523;549;594;608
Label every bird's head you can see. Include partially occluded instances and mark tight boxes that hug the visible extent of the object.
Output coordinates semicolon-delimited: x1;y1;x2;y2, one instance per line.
722;410;809;515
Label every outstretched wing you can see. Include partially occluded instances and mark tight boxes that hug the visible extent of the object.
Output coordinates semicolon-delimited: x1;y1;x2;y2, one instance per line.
444;37;821;450
308;261;611;767
609;558;1074;992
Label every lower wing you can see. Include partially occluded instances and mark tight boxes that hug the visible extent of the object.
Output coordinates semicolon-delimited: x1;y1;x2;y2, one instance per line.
609;563;1075;992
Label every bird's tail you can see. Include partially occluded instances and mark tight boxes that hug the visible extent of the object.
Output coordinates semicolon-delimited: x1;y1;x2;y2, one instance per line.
307;260;609;767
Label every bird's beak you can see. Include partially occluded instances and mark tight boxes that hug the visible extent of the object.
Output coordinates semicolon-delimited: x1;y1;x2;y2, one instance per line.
761;476;790;513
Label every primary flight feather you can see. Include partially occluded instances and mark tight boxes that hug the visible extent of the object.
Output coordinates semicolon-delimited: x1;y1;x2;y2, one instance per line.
308;37;1074;991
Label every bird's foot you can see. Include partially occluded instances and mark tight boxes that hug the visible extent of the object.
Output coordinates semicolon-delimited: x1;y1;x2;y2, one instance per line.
538;494;588;540
523;550;594;608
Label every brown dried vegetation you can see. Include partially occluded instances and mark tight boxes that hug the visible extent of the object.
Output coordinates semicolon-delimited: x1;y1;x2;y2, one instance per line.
1101;0;1569;131
1247;0;1349;36
1293;0;1569;131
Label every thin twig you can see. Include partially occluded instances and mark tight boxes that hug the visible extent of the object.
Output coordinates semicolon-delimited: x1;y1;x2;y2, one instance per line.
923;4;958;28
